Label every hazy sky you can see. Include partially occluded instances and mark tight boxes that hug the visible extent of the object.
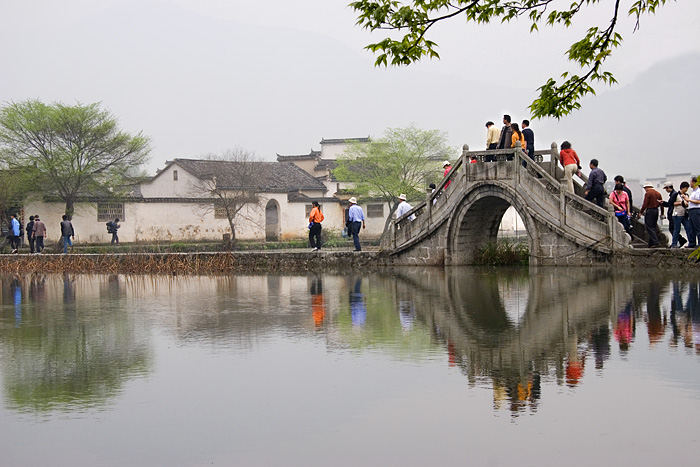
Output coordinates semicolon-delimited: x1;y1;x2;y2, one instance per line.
2;0;699;178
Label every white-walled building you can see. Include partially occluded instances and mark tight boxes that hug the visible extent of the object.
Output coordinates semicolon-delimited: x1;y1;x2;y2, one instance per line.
23;149;388;244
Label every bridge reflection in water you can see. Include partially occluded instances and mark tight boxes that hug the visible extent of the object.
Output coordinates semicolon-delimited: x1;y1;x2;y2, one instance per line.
385;267;697;415
0;270;698;421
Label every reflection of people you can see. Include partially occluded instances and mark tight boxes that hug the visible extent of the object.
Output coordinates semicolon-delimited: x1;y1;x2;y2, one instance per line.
13;276;22;325
398;299;415;331
349;277;366;327
614;301;634;352
310;276;325;328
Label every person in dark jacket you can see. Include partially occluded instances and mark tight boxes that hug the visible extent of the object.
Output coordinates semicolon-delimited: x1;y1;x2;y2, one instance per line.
26;215;35;253
60;215;75;254
584;159;607;208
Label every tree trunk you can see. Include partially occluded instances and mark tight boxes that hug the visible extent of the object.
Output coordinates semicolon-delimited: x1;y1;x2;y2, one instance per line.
64;199;75;217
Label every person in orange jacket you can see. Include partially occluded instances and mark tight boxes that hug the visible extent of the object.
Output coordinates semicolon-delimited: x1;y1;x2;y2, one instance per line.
308;200;324;251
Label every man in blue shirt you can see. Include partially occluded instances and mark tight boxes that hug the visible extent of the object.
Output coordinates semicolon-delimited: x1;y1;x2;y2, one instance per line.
10;214;21;254
347;197;365;251
584;159;607;208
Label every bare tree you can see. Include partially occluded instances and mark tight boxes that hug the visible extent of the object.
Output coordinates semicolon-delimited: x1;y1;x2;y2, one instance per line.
189;147;265;245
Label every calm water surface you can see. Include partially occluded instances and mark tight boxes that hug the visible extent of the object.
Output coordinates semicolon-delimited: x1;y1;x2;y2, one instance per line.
1;268;699;466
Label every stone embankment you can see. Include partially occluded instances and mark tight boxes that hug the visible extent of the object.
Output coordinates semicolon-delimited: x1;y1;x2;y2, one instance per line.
0;248;697;274
0;251;391;275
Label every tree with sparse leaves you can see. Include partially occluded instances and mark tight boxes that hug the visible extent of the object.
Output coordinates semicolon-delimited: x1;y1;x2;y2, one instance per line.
350;0;670;118
0;100;151;215
334;124;453;232
190;148;265;246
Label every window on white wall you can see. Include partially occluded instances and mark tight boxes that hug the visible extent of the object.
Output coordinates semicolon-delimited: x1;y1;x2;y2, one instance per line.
173;170;178;181
367;204;384;218
97;203;125;222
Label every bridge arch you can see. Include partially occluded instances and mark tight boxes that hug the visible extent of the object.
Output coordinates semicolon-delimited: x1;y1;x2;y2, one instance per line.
446;181;541;265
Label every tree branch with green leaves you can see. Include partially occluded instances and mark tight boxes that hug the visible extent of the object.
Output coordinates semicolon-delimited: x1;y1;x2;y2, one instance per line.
350;0;671;118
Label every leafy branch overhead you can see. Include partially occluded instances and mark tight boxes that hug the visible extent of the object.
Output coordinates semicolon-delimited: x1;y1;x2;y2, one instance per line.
349;0;670;119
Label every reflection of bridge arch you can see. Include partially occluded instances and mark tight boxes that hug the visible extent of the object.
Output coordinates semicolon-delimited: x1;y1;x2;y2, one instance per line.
447;181;540;266
389;267;633;381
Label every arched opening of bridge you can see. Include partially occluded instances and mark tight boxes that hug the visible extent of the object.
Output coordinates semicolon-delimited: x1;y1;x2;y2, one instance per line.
447;187;537;265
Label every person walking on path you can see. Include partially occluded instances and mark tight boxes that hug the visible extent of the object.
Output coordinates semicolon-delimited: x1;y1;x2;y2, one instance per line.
559;141;581;193
347;197;365;251
584;159;607;208
60;215;75;254
640;182;664;248
9;214;20;253
671;181;692;248
109;218;120;245
26;215;35;253
308;201;324;251
687;176;700;249
32;215;46;253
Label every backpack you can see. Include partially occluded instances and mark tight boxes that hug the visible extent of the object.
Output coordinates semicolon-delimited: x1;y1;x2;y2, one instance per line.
106;221;115;233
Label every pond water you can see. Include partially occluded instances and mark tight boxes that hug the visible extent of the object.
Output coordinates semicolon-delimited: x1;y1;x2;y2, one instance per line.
1;268;699;466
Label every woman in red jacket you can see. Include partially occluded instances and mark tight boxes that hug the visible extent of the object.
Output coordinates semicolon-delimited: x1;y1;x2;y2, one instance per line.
559;141;581;193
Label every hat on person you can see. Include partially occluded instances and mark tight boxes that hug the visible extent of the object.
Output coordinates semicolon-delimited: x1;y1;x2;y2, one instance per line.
442;160;451;167
663;181;673;189
348;197;357;204
398;194;407;201
643;182;654;188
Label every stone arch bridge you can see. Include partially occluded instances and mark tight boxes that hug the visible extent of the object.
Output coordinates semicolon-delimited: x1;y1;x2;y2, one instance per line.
382;144;635;266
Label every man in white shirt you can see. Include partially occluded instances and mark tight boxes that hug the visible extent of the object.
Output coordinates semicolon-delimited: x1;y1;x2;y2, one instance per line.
395;194;415;221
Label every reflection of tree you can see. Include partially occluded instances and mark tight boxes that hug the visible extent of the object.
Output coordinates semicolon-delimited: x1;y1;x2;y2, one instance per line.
0;274;152;413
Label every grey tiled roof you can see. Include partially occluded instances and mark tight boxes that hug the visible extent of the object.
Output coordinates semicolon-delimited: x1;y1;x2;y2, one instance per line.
170;159;327;193
320;137;370;145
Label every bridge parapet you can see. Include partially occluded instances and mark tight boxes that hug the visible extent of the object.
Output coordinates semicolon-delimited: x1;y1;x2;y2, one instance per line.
383;142;631;265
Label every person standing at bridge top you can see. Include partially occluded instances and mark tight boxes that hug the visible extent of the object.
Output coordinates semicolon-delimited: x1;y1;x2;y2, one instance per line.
559;141;581;193
497;115;513;151
485;121;500;162
347;197;365;252
521;120;535;159
584;159;607;208
640;182;664;248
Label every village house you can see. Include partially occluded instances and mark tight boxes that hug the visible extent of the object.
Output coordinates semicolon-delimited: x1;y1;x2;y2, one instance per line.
21;137;388;244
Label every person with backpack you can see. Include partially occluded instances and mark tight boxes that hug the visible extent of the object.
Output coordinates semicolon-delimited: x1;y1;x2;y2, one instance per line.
107;218;120;245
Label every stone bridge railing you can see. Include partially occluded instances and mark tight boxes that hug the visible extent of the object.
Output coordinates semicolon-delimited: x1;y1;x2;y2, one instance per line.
382;142;629;259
